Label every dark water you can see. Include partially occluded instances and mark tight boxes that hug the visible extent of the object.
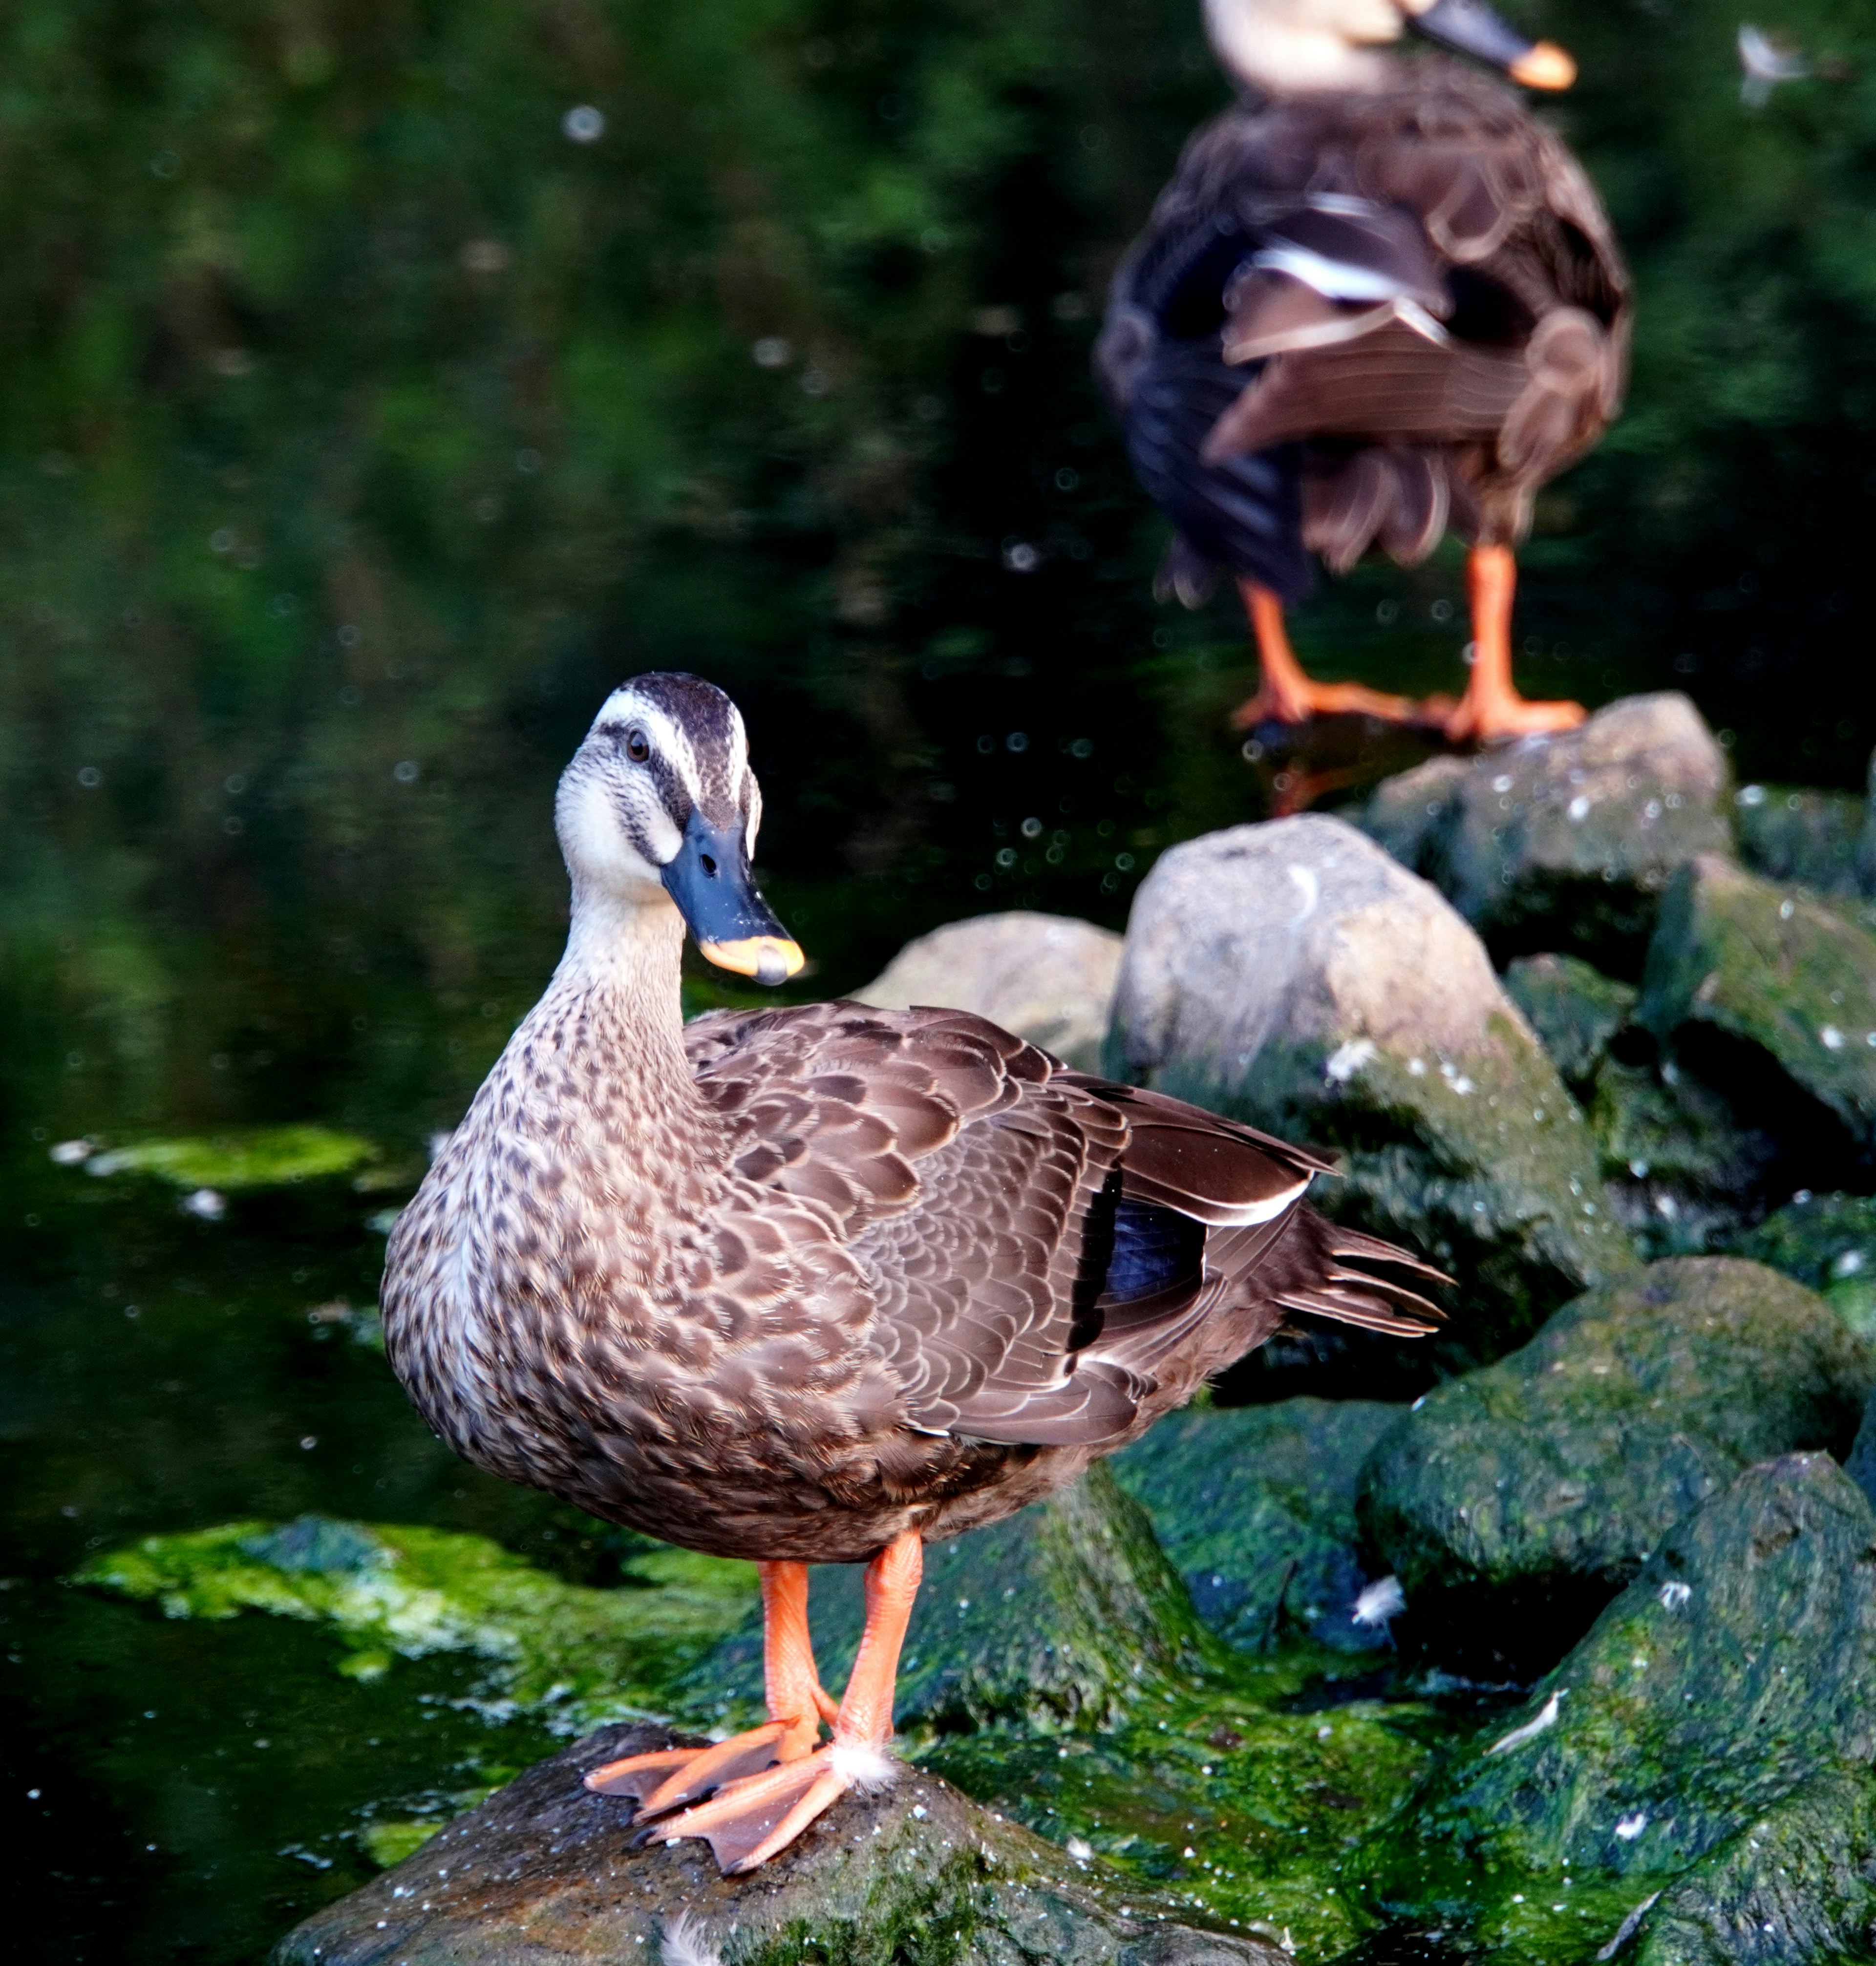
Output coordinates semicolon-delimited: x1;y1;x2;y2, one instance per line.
5;0;1875;1957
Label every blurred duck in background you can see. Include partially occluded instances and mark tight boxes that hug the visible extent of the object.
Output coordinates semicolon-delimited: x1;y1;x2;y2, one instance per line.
1099;0;1630;743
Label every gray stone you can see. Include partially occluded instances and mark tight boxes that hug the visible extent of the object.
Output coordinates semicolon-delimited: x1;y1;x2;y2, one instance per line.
1638;854;1876;1159
1107;814;1635;1353
1359;1259;1874;1607
1733;781;1867;898
1502;953;1639;1092
1363;1455;1876;1953
1111;1398;1404;1653
1633;1764;1876;1966
273;1721;1284;1966
1358;693;1732;963
688;1465;1224;1742
856;910;1124;1071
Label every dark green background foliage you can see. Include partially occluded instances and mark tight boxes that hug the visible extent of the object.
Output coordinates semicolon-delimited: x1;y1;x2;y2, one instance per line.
5;0;1876;1151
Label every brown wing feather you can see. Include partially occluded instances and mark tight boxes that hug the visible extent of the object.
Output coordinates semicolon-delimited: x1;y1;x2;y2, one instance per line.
686;1005;1442;1454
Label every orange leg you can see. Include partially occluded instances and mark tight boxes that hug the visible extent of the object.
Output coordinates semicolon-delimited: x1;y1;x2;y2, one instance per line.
1229;580;1422;730
626;1530;925;1875
1444;545;1586;743
583;1560;837;1816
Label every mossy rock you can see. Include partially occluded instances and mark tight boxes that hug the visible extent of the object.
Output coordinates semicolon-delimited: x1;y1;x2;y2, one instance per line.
1359;693;1732;968
77;1123;380;1189
1639;854;1876;1165
1358;1260;1874;1625
1632;1763;1876;1965
273;1721;1290;1966
1735;1190;1876;1345
1112;1399;1404;1653
75;1515;755;1731
1733;782;1868;898
689;1465;1224;1741
1501;953;1639;1093
1361;1455;1876;1963
1109;816;1637;1361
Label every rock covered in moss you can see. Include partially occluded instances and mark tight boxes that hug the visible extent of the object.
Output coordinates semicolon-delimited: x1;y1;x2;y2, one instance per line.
273;1720;1287;1966
1639;854;1876;1160
1632;1763;1876;1966
63;1123;380;1189
1112;1399;1403;1652
1502;953;1639;1092
1733;782;1868;898
1736;1190;1876;1344
1363;1454;1876;1958
76;1516;754;1730
1358;693;1731;963
855;910;1124;1072
1107;814;1634;1353
1359;1260;1873;1613
692;1466;1222;1741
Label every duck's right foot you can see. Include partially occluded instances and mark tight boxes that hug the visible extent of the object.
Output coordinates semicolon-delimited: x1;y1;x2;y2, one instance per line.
584;1710;828;1817
1230;676;1428;731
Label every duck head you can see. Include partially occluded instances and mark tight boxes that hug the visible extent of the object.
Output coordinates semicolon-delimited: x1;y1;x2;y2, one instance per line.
555;672;805;987
1203;0;1575;95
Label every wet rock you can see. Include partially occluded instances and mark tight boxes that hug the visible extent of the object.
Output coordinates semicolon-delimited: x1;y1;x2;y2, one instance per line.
1633;1763;1876;1966
77;1517;753;1729
1637;854;1876;1164
1363;1454;1876;1958
1502;953;1639;1093
856;910;1124;1071
1733;781;1867;898
1358;693;1731;966
1359;1261;1873;1632
690;1465;1222;1740
273;1721;1285;1966
1849;1395;1876;1511
1736;1190;1876;1344
1107;814;1635;1354
1112;1398;1404;1653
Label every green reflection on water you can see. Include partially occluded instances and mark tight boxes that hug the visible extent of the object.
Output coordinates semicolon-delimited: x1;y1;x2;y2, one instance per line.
6;0;1876;1957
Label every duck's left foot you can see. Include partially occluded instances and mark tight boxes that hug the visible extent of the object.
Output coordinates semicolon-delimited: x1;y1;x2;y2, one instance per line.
636;1737;897;1874
1445;690;1587;744
584;1704;833;1817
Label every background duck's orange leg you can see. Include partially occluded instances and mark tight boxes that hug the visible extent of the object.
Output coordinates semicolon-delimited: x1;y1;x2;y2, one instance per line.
583;1560;834;1813
1445;545;1586;742
1230;580;1420;729
637;1530;925;1875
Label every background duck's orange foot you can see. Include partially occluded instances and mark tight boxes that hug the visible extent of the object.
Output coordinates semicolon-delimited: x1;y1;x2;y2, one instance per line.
640;1739;896;1875
1230;677;1424;731
584;1715;816;1817
1445;692;1587;744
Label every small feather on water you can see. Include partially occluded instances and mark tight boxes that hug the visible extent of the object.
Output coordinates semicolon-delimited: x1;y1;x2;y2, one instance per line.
661;1912;725;1966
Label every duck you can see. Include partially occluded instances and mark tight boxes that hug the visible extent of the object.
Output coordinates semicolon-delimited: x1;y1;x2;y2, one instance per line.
1097;0;1630;743
381;671;1443;1875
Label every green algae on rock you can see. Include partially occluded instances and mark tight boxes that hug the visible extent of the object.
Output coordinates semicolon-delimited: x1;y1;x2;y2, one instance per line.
1732;782;1868;898
1107;815;1636;1360
1736;1190;1876;1345
73;1123;381;1189
1361;1455;1876;1962
930;1683;1432;1963
1112;1399;1404;1653
76;1515;755;1732
692;1466;1225;1741
1631;1763;1876;1966
1501;953;1639;1093
1358;694;1732;967
1358;1260;1874;1618
275;1720;1292;1966
1639;854;1876;1159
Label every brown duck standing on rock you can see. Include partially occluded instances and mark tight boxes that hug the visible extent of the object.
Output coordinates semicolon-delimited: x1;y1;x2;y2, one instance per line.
382;673;1443;1874
1098;0;1630;741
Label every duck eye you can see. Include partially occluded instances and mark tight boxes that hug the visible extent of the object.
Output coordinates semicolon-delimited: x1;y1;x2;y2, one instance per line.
624;729;650;763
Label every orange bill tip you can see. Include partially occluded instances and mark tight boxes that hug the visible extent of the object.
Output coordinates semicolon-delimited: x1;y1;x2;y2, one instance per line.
1510;41;1576;89
699;935;806;986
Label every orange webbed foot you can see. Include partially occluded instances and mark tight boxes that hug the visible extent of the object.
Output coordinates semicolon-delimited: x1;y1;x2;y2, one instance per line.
584;1709;826;1818
641;1737;898;1874
1230;676;1427;731
1445;692;1587;744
